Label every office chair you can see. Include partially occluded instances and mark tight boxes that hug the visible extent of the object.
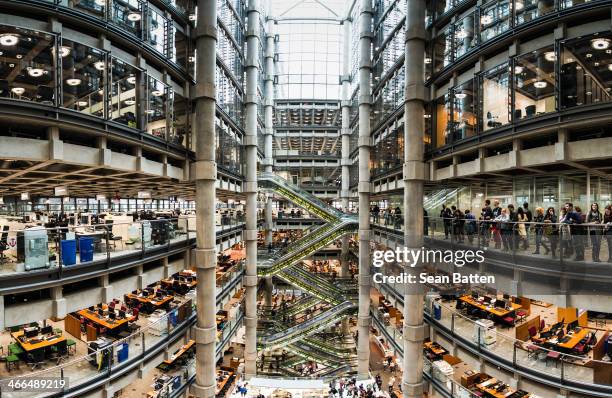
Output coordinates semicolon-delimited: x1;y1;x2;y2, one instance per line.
0;225;9;264
26;349;45;371
525;105;537;117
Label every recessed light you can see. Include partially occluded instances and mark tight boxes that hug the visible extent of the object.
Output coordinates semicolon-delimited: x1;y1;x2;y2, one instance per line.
94;61;105;71
28;68;44;77
77;101;88;106
0;33;19;46
514;66;524;74
591;38;611;50
66;78;81;86
127;12;141;21
534;81;547;89
145;109;155;114
11;87;25;95
586;53;593;58
151;90;164;97
424;57;432;64
127;76;136;84
124;99;136;105
455;92;467;99
424;114;431;118
544;51;556;62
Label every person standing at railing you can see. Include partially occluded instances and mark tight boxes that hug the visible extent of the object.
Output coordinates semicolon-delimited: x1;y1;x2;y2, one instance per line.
441;204;452;239
533;207;550;255
383;207;391;226
586;203;603;262
465;210;476;244
544;207;558;258
372;204;380;224
424;208;429;236
451;206;465;242
562;203;584;261
604;205;612;263
517;207;528;250
492;200;503;249
523;202;533;244
508;204;519;250
497;208;511;251
480;199;494;247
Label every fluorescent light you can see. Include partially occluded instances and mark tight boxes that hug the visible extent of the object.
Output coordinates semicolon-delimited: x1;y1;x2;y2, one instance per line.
0;33;19;46
28;67;44;77
77;101;88;106
11;87;25;95
66;78;81;86
591;38;611;50
544;51;556;62
124;99;136;105
534;81;547;89
59;46;71;57
127;12;141;21
94;61;105;71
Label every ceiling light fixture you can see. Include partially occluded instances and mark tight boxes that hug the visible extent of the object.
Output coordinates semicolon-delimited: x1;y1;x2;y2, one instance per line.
66;78;81;86
591;38;611;50
11;87;25;95
151;90;164;97
608;64;612;71
455;92;467;99
59;46;71;57
480;15;493;25
544;51;556;62
534;81;547;89
514;1;524;11
95;0;106;6
127;76;136;84
456;30;468;39
514;65;524;74
0;33;19;46
77;101;88;106
94;61;105;71
127;12;141;21
27;67;44;77
124;99;136;105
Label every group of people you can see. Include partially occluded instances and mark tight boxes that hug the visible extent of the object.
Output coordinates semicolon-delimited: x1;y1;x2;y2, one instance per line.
438;200;612;262
329;377;385;398
370;205;403;229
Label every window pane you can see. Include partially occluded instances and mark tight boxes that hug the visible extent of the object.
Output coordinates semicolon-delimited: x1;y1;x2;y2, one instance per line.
147;76;168;138
61;39;105;117
514;46;556;120
481;63;510;131
110;57;138;127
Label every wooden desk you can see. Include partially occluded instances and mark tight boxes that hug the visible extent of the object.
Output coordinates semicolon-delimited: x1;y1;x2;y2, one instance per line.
555;328;589;350
163;339;195;365
12;330;66;352
215;368;235;396
476;377;513;398
161;278;197;290
126;292;174;308
424;341;448;356
459;295;521;318
78;308;134;330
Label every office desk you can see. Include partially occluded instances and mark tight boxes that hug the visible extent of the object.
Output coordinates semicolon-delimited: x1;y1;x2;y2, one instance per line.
545;328;589;351
163;339;195;365
161;278;197;290
424;341;448;359
459;295;522;318
12;330;66;352
126;292;174;312
78;308;134;331
476;377;534;398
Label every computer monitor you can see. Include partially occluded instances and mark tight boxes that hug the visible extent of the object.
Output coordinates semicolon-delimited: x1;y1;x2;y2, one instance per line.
568;320;579;331
80;215;89;225
98;308;104;316
119;310;126;319
540;330;553;339
89;306;95;311
495;299;505;308
25;328;39;338
503;293;510;300
483;296;492;304
142;290;149;297
40;326;53;335
471;291;478;299
109;312;116;320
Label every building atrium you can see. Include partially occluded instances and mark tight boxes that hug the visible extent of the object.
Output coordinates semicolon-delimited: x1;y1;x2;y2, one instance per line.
0;0;611;397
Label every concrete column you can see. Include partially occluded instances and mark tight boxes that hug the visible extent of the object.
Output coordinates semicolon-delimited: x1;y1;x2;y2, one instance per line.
51;286;66;320
244;0;261;379
402;1;427;397
136;264;146;290
0;295;3;330
340;18;352;335
191;1;217;397
263;12;276;309
357;0;372;379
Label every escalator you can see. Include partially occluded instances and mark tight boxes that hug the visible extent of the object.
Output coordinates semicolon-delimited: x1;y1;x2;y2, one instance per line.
259;172;346;222
257;301;356;349
256;173;357;376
